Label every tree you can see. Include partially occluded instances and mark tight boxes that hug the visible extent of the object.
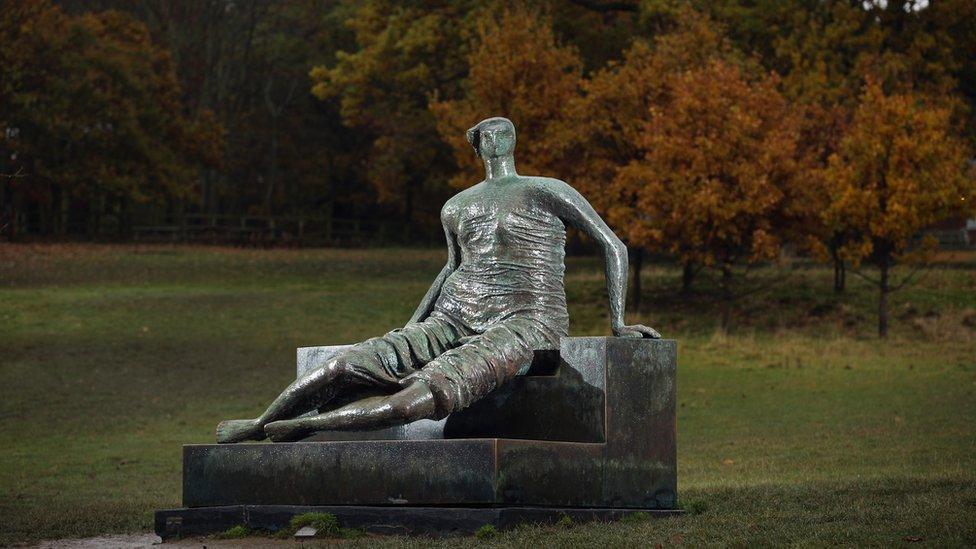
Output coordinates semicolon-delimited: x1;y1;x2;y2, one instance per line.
613;59;805;330
821;80;975;337
428;6;583;190
0;0;220;238
763;0;971;293
558;10;748;304
310;0;486;239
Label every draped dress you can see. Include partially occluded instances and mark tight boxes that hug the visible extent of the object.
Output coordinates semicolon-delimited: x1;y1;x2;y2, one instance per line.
335;177;570;418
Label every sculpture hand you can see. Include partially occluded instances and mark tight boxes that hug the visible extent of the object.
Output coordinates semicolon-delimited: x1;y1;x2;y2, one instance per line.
613;324;662;339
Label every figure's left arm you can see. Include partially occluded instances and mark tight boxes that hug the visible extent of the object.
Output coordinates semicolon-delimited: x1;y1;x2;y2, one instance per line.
544;180;661;339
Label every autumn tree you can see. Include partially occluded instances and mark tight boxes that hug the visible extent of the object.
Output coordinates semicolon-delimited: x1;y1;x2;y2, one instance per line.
309;0;488;239
0;0;220;238
559;10;748;303
821;80;975;337
103;0;374;239
613;59;805;330
310;0;644;240
429;6;583;190
769;0;976;291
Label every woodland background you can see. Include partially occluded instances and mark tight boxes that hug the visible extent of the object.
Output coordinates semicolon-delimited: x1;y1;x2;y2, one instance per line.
2;3;976;544
2;0;976;335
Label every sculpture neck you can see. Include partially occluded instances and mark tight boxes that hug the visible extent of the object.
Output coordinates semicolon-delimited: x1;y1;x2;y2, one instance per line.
483;155;518;181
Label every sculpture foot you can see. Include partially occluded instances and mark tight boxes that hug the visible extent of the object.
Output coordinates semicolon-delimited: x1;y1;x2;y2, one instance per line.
265;384;437;442
265;418;312;442
216;419;266;443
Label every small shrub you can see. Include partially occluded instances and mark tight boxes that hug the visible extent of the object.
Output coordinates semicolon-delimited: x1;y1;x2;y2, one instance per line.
475;524;497;539
216;525;250;539
556;515;573;528
281;512;340;538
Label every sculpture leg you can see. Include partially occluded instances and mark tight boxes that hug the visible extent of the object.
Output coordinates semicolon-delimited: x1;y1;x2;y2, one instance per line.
264;381;436;442
403;318;550;417
216;359;344;443
216;314;469;443
263;318;556;441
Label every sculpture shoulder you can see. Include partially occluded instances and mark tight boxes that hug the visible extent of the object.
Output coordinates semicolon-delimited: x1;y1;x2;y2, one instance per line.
521;176;587;207
440;182;484;220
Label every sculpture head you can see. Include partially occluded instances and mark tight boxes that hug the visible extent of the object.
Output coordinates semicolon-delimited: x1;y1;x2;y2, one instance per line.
466;117;516;159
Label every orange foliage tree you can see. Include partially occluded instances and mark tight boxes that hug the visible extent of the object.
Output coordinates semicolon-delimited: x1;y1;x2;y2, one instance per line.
428;6;582;190
772;0;972;294
559;12;744;301
820;80;975;337
613;59;806;330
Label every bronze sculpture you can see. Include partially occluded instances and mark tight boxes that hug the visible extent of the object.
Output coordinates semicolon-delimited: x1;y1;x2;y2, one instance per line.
217;116;660;443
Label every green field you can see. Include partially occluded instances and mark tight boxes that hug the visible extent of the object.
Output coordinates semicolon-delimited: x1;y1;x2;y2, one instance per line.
1;244;974;546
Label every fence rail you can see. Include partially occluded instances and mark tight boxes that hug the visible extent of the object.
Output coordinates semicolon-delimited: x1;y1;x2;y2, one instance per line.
130;214;432;246
922;228;976;250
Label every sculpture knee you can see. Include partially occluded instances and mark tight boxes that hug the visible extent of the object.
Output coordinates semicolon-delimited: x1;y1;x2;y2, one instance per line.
298;355;348;391
388;382;436;420
328;355;351;377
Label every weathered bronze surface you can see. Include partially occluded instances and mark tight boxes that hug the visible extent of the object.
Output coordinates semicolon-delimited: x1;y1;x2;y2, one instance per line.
300;346;605;443
216;117;659;443
182;337;676;510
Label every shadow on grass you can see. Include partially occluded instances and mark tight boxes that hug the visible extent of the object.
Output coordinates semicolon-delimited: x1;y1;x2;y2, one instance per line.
5;476;973;546
491;476;976;547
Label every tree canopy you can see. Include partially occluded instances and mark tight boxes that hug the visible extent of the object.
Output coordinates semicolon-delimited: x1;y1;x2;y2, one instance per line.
2;0;974;333
1;0;220;235
820;79;974;335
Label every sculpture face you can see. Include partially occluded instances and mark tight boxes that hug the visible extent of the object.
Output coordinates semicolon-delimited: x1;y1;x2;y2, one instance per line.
466;117;516;158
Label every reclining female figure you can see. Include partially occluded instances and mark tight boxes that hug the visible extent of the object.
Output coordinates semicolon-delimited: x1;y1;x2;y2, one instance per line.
217;116;659;443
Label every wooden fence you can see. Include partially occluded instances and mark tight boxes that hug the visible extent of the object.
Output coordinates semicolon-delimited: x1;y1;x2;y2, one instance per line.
132;214;424;246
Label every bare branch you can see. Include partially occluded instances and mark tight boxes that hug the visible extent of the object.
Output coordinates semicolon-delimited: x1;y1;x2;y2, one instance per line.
730;265;795;300
265;77;298;117
848;265;881;286
891;262;930;292
1;166;27;179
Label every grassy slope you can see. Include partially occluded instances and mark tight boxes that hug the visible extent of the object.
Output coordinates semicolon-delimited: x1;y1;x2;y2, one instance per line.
0;244;973;546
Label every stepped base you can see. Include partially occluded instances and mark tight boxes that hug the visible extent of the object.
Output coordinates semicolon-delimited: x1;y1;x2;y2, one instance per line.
155;504;684;539
159;337;679;539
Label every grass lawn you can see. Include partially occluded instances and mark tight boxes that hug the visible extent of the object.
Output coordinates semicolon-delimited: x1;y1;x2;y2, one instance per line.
0;244;974;546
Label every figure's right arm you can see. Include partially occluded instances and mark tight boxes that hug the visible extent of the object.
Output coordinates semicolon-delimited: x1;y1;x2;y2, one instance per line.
408;220;460;324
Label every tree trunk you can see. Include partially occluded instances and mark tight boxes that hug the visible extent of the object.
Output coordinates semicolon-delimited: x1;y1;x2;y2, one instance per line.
87;193;104;239
720;264;733;332
630;247;644;311
86;196;96;239
59;189;69;236
1;177;13;242
403;182;414;243
833;258;846;293
201;173;211;215
39;187;51;236
265;115;278;215
681;261;696;295
878;257;889;338
118;196;130;239
324;201;334;243
831;242;846;294
47;185;62;236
